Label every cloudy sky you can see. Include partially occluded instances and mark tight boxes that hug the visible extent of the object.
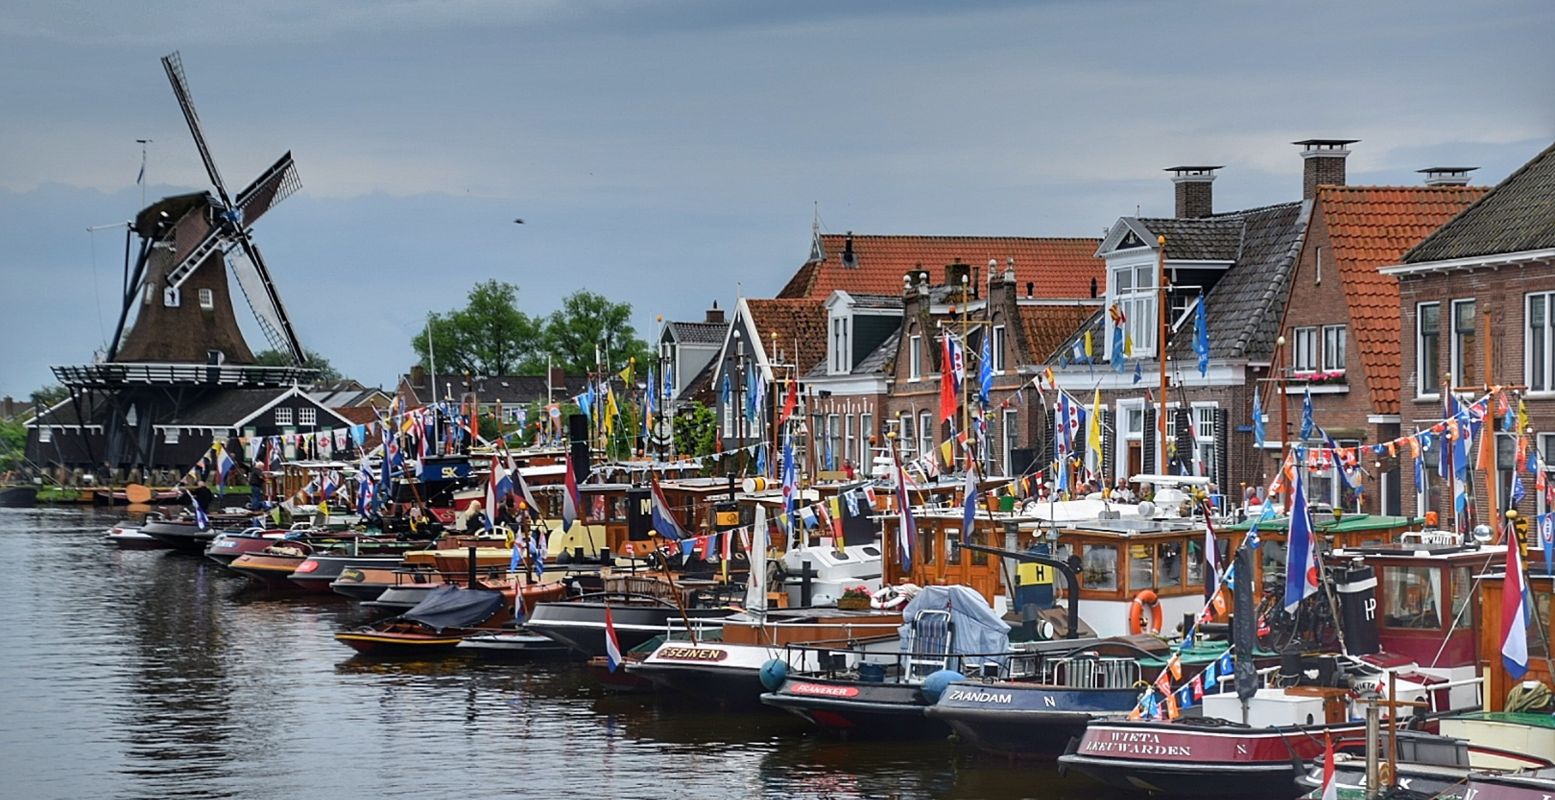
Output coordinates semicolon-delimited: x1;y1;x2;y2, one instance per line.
2;0;1552;398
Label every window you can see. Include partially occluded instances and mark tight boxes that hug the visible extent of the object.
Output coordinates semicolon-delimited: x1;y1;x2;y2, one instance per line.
909;335;922;380
992;325;1007;372
37;427;52;443
1530;292;1554;392
1082;544;1119;591
1418;302;1441;397
1452;299;1477;386
831;316;850;374
844;413;856;469
1322;325;1346;371
1111;263;1157;356
1129;543;1155;590
918;411;933;462
1315;245;1325;284
299;407;317;427
860;413;873;475
1158;541;1183;589
164;428;180;444
1292;327;1318;372
274;407;293;426
1382;566;1443;629
198;288;214;310
162;287;180;307
826;414;840;470
1002;409;1018;476
899;413;914;456
1193;405;1217;483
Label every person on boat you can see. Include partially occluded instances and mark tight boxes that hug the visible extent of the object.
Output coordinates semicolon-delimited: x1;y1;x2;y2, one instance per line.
495;499;517;530
462;500;485;534
190;481;214;514
408;504;426;534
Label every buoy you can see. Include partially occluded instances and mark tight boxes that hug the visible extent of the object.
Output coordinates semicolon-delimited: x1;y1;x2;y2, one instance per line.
1129;589;1164;635
759;658;790;692
919;669;966;703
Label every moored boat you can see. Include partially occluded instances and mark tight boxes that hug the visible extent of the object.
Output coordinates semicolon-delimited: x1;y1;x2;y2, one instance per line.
0;484;39;507
335;584;507;655
103;522;168;550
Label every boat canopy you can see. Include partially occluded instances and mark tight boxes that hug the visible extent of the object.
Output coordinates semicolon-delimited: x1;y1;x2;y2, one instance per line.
897;584;1010;657
398;585;504;632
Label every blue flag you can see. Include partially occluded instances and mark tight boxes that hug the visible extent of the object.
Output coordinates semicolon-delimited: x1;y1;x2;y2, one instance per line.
1111;323;1127;374
1540;512;1554;577
1193;293;1210;377
1252;387;1265;450
1133;359;1142;384
1283;465;1320;612
1299;387;1314;441
979;330;994;407
961;463;978;544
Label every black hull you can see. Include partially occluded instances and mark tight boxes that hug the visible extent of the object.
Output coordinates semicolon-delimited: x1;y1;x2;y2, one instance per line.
1058;752;1302;798
0;486;39;507
926;684;1142;759
760;679;946;738
141;520;219;552
287;555;403;594
628;662;767;706
526;602;729;659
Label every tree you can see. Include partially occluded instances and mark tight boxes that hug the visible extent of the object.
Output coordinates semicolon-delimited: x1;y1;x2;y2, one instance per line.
28;385;67;409
0;419;25;470
412;280;543;376
542;290;650;376
672;401;718;458
254;349;344;383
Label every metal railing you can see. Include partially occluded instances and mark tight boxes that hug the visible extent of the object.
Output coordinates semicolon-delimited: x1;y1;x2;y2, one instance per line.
777;641;1044;683
1039;655;1142;690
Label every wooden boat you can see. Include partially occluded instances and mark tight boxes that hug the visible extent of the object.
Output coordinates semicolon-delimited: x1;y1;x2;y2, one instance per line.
0;484;39;507
228;545;315;592
335;584;508;655
204;528;286;565
141;512;254;552
456;629;570;658
288;553;407;594
92;484;182;506
1292;729;1550;800
527;589;732;659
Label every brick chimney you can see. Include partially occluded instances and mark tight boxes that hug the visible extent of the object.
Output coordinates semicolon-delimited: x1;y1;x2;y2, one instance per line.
410;364;426;387
943;260;971;291
1166;166;1221;218
1294;139;1358;199
704;300;725;324
1418;166;1477;187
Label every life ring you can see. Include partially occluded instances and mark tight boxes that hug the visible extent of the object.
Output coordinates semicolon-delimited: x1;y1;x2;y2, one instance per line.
1129;589;1164;635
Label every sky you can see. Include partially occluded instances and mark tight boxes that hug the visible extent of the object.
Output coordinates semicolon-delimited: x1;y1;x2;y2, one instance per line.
2;0;1552;399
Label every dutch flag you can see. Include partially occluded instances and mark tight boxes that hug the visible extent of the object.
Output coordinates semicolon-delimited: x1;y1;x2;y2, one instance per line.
603;601;623;673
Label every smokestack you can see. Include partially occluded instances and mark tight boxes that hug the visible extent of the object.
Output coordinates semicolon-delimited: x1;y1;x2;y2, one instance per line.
1418;166;1477;187
410;364;427;387
1166;166;1221;218
1294;139;1358;200
841;231;857;268
704;300;725;324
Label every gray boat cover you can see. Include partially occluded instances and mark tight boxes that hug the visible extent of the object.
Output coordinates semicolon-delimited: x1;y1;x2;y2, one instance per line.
897;584;1011;657
398;585;504;632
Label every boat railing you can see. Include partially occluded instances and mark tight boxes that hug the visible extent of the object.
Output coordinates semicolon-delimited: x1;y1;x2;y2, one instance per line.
777;641;1044;683
1038;655;1141;690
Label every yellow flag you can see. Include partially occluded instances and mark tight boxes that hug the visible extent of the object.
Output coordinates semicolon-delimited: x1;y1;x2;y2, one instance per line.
1124;331;1133;357
603;386;619;435
1084;330;1093;359
940;438;954;468
1087;388;1103;457
618;358;635;385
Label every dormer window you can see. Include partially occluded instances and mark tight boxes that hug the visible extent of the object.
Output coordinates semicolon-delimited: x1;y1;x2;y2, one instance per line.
830;314;852;375
1110;262;1157;357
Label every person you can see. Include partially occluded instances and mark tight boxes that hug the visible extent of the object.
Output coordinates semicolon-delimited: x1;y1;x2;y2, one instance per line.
843;459;856;480
190;480;214;514
408;504;425;534
463;500;486;534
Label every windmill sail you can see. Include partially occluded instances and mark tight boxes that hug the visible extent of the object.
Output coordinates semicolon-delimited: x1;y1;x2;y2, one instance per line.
235;152;300;228
228;240;304;362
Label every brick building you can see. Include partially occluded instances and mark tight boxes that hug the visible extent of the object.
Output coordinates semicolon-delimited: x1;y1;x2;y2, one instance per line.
1274;178;1486;514
1384;140;1555;523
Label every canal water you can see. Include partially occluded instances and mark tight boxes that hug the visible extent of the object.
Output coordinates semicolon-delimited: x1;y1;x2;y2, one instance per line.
0;507;1122;799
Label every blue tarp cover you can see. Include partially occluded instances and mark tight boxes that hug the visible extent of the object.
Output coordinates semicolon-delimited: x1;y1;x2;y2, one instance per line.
896;584;1011;656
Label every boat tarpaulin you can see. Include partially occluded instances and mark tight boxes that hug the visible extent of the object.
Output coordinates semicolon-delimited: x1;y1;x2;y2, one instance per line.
897;584;1010;657
398;585;504;632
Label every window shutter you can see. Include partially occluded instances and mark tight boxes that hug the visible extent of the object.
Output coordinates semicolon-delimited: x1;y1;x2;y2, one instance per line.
1039;405;1055;474
1214;408;1229;489
1142;408;1156;475
1101;409;1115;483
1174;408;1194;475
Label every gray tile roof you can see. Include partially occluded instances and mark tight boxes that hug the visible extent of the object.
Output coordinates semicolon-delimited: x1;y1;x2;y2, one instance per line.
669;320;729;346
806;329;902;379
1133;216;1244;261
170;389;294;426
1405;140;1555;263
401;374;569;406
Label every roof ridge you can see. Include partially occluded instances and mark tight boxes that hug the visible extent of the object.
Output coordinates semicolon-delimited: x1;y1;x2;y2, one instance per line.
818;232;1101;242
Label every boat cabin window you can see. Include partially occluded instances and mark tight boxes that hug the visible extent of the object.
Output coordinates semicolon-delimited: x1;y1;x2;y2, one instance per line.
1187;537;1228;585
944;529;963;565
918;527;936;565
1158;541;1184;589
832;549;851;561
609;496;627;521
861;546;881;557
1261;539;1288;582
1450;566;1472;620
1129;544;1155;589
1382;566;1442;629
1082;544;1118;591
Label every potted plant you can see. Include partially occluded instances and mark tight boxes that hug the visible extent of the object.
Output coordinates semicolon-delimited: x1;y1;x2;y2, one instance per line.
838;584;873;610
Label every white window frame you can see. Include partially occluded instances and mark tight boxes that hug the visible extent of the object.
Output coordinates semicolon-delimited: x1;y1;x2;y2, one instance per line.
919;410;933;462
274;407;293;426
1529;292;1555;394
1417;302;1442;400
844;413;856;469
1191;402;1217;483
299;407;317;427
1109;260;1157;357
198;288;214;310
1315;245;1324;285
1451;298;1476;388
909;335;922;381
1002;408;1018;476
992;325;1007;372
1539;434;1555;516
37;427;52;443
860;412;873;475
1115;398;1145;483
899;412;914;456
1292;326;1319;373
164;427;180;445
1321;325;1346;372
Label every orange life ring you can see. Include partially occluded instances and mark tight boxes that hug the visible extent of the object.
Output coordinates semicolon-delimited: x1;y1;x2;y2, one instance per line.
1129;589;1164;635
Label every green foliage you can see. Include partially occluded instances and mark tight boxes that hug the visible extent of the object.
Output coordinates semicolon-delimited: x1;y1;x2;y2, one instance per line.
28;385;67;409
542;290;651;376
0;418;25;470
254;349;344;383
412;280;543;376
672;401;718;458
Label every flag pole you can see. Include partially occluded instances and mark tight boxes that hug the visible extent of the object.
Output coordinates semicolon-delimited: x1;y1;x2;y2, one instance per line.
1157;235;1170;475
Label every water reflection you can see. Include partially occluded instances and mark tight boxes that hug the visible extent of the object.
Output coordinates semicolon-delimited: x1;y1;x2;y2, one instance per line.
1;508;1123;799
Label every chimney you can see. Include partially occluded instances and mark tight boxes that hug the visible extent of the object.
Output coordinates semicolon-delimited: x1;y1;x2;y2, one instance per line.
704;300;725;324
410;364;426;387
1026;281;1034;299
1418;166;1478;187
1;396;11;419
841;231;857;268
1166;166;1221;218
549;366;567;390
1294;139;1358;199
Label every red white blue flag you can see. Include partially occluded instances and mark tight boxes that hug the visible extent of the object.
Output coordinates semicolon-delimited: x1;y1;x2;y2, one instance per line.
1320;733;1337;800
603;601;623;673
1283;467;1320;612
562;452;582;532
649;476;689;540
894;447;916;571
1502;522;1531;680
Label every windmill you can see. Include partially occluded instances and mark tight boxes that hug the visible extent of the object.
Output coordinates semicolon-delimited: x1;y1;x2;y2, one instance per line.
109;50;307;366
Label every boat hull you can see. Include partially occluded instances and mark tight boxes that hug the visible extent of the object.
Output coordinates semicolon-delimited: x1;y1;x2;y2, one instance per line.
205;532;279;566
526;601;730;659
0;485;39;507
456;630;570;659
287;555;404;594
335;629;469;655
1057;719;1368;799
925;682;1143;759
141;519;221;552
759;677;946;737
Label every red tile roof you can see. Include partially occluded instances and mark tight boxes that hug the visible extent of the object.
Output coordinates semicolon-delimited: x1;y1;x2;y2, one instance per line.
743;298;830;375
1316;185;1488;414
1017;304;1101;363
779;234;1105;301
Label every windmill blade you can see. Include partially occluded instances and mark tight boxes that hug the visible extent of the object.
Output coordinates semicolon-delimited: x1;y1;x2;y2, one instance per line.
162;51;232;206
228;234;307;365
235;152;300;228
